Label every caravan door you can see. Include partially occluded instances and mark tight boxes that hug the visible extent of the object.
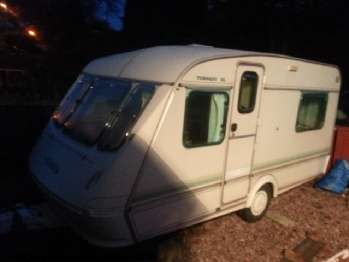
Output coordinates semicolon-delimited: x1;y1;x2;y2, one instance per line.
222;65;264;204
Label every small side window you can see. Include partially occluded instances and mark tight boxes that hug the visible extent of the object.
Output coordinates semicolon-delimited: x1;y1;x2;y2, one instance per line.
296;92;328;132
238;72;258;113
183;91;228;147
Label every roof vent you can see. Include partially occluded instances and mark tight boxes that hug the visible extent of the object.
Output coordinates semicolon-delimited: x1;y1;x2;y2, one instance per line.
288;65;298;72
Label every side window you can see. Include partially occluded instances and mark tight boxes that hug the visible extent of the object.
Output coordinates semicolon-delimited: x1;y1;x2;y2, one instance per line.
183;91;228;147
238;71;258;113
296;92;328;132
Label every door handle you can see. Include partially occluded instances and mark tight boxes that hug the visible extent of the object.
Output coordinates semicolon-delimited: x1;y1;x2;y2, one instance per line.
231;123;238;132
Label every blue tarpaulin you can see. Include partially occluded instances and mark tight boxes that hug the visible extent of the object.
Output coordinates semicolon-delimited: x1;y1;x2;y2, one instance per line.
315;159;349;194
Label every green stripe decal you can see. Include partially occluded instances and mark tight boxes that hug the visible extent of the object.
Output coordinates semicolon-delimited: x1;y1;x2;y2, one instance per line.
252;147;330;172
131;148;330;204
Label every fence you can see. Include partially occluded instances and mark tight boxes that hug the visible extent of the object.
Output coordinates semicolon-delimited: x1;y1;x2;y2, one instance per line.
0;69;27;90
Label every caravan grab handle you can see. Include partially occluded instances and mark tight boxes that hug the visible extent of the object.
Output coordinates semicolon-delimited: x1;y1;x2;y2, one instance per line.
231;123;238;132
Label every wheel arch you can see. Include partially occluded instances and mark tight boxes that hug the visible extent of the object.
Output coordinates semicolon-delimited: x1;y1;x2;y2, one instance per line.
246;174;278;208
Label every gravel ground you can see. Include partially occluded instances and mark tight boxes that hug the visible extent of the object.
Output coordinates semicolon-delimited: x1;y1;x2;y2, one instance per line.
173;180;349;261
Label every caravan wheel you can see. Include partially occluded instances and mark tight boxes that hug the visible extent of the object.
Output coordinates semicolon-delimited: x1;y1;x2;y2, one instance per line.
237;184;271;223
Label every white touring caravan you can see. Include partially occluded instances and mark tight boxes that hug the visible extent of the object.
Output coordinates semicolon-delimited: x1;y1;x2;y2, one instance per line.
29;45;341;248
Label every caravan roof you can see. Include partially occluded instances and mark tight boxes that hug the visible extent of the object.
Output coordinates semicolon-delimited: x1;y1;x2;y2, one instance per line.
82;45;339;89
82;45;272;83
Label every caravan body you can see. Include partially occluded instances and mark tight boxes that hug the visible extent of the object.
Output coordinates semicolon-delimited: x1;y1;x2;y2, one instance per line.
29;46;341;247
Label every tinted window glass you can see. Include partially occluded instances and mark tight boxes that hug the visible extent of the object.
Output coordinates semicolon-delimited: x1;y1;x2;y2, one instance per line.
296;92;328;132
98;83;155;150
238;72;258;113
52;74;156;150
183;91;228;147
53;75;94;125
62;78;131;145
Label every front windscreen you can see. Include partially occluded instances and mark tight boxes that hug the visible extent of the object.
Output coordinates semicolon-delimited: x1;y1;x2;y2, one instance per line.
52;75;156;150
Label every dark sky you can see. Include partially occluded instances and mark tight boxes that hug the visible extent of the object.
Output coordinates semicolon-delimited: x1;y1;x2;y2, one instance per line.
2;0;349;88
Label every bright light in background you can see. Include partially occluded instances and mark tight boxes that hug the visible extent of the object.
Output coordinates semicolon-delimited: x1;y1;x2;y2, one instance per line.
27;30;36;37
0;2;18;17
0;2;7;9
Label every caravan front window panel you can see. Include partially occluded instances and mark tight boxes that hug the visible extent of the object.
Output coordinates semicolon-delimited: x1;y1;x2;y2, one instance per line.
296;92;328;132
53;74;156;150
98;83;155;151
53;74;94;125
183;91;228;147
238;72;258;113
61;77;131;145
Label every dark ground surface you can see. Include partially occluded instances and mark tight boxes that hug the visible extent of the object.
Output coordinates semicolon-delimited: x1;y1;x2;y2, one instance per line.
0;162;160;261
0;227;159;261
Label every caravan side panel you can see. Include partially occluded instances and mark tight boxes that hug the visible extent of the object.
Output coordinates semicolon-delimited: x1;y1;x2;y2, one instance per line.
251;61;339;192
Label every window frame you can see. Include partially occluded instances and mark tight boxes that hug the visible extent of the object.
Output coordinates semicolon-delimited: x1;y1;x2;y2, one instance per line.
183;89;229;148
295;92;328;133
237;71;259;114
52;74;156;151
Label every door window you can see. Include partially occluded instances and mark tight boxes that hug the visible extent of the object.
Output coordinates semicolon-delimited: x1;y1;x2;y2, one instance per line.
238;71;258;113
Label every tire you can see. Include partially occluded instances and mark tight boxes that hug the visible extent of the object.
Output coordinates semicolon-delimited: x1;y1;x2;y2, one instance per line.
236;184;272;223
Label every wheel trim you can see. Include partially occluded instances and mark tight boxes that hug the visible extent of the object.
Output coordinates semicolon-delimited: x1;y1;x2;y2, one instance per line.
251;190;268;216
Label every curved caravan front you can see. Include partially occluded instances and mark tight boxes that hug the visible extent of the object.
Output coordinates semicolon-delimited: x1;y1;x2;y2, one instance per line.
29;45;341;247
29;78;172;247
